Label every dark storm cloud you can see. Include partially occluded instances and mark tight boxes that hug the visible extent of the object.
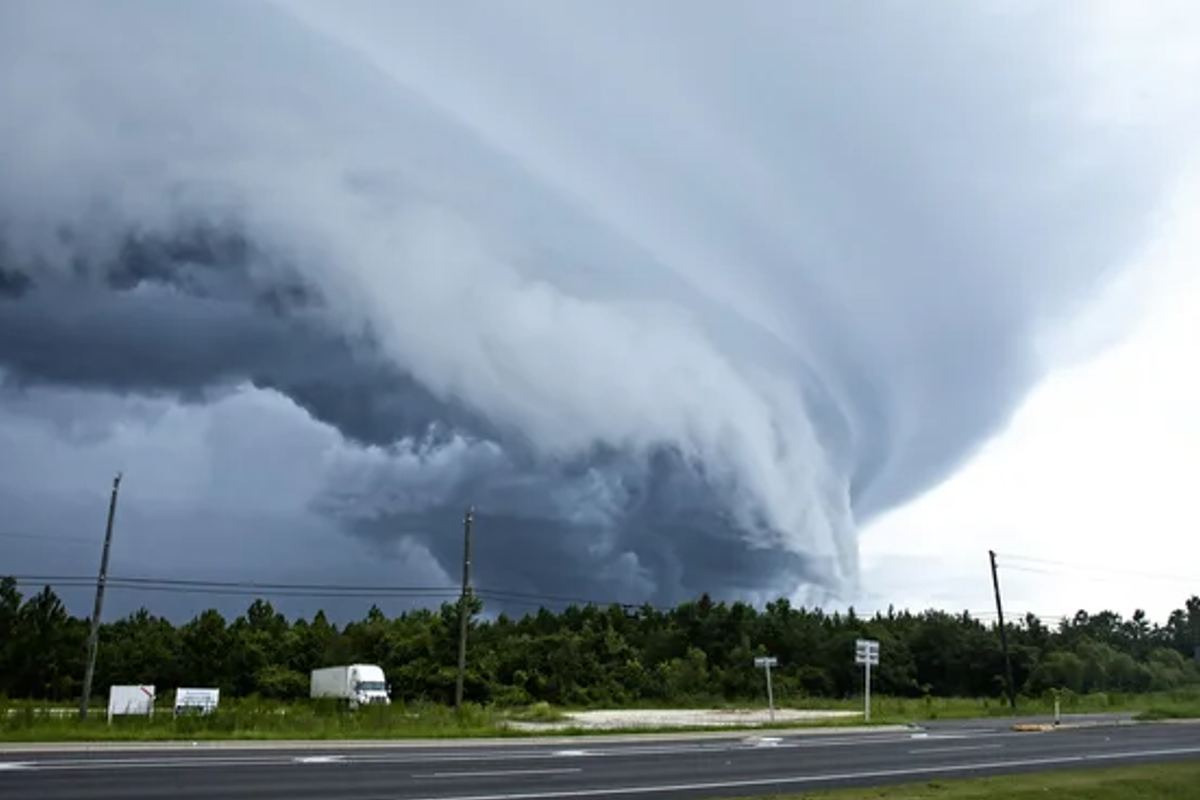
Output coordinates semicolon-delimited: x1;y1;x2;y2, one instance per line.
338;447;831;607
0;227;488;445
0;1;1195;612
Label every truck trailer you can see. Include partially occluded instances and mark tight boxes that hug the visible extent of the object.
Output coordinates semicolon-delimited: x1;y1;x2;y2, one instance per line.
309;664;390;707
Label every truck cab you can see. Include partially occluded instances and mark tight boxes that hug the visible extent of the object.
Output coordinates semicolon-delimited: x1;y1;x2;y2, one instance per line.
349;664;390;707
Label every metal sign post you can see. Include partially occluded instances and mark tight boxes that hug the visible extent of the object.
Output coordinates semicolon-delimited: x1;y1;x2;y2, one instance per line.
854;639;880;722
753;656;778;722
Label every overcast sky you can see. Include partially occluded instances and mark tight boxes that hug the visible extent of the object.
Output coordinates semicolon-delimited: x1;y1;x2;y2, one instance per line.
1;2;1197;623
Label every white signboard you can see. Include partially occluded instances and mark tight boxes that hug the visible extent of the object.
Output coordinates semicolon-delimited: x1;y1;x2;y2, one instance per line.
107;685;155;722
753;656;778;668
173;688;219;715
854;639;880;666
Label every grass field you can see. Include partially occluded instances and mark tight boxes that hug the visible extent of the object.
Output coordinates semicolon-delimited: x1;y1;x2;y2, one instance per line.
1;690;1197;742
780;688;1200;724
0;700;509;741
738;761;1200;799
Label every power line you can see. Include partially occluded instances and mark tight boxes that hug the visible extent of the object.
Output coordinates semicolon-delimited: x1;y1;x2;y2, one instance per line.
1000;563;1192;589
996;553;1199;585
7;574;459;593
7;574;648;608
8;578;638;613
0;531;96;544
971;610;1064;620
475;591;642;611
478;587;643;608
102;576;460;594
13;583;460;600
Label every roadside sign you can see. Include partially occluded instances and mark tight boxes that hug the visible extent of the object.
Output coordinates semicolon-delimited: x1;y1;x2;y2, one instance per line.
854;640;880;723
854;639;880;666
173;688;219;716
752;655;779;722
107;685;155;723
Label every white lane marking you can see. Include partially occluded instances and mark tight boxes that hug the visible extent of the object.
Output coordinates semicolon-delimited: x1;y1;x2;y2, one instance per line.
0;731;1000;772
294;755;346;764
1;756;300;771
908;744;1004;755
417;768;583;779
394;746;1200;800
0;762;34;771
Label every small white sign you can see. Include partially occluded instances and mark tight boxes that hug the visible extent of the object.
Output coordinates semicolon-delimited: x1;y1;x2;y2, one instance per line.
107;685;155;722
854;639;880;666
173;688;219;715
753;656;778;668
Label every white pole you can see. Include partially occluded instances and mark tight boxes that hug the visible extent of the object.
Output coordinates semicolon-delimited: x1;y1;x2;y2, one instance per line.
864;659;872;723
765;663;775;723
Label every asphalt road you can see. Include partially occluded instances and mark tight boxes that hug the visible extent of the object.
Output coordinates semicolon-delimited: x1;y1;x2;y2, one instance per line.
2;718;1198;800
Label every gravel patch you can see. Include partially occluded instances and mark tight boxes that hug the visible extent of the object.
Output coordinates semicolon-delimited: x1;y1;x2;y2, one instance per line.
507;708;859;732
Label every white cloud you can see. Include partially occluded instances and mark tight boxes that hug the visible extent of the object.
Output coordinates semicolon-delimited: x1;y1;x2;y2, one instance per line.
859;174;1200;622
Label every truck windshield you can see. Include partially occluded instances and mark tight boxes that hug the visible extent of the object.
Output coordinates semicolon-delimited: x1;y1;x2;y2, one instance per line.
356;681;387;692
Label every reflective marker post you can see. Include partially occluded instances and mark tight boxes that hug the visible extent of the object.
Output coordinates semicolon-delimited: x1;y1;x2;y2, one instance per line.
754;656;778;723
855;639;880;723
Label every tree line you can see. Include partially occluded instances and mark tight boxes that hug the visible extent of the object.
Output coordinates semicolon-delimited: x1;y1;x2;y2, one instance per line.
2;577;1198;705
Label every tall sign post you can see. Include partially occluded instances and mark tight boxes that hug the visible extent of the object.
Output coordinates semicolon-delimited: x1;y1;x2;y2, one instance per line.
753;656;778;722
855;639;880;722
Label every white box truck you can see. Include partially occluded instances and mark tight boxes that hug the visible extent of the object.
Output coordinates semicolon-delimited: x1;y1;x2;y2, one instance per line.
310;664;390;708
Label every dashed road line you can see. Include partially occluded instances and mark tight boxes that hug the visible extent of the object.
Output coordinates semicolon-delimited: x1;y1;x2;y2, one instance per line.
417;768;583;779
395;746;1200;800
908;744;1004;755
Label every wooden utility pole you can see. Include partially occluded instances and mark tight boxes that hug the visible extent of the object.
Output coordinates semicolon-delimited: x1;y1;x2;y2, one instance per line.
989;550;1017;710
80;474;122;720
454;507;474;711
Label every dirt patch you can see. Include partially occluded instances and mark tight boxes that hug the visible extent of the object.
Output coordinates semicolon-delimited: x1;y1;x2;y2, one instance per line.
506;708;859;732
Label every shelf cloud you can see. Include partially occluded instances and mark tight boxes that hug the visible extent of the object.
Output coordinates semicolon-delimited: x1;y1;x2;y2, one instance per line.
1;2;1194;611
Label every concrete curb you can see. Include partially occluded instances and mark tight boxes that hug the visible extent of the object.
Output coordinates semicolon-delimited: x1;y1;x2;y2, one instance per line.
1013;718;1151;733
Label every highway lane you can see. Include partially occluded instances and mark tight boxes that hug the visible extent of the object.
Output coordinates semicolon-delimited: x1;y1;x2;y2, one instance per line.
2;721;1198;800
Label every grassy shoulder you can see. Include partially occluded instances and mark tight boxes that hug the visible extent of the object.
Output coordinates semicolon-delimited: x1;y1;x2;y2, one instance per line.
1134;697;1200;721
775;689;1200;724
0;700;511;742
2;689;1197;742
737;761;1200;799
